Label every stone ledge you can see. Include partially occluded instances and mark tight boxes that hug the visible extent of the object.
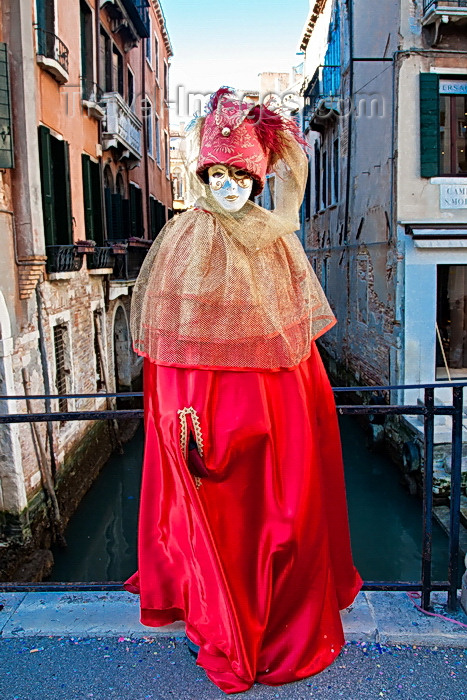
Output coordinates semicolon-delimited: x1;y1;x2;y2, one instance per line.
0;590;466;645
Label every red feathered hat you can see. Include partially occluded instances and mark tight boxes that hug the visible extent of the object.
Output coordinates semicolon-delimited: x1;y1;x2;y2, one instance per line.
197;88;304;195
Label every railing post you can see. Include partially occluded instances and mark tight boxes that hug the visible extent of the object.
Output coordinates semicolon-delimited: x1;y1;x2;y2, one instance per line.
448;385;463;610
422;388;434;610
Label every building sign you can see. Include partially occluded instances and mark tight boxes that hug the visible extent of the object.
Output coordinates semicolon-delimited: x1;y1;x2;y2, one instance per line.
440;183;467;209
439;79;467;95
0;43;14;169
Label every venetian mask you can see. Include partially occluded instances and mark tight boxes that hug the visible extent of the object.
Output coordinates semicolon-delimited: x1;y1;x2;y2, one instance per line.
208;165;253;212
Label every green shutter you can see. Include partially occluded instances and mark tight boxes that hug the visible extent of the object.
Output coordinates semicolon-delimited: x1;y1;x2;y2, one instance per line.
0;43;14;168
90;160;104;245
38;125;56;246
62;140;73;244
82;154;95;240
420;73;440;178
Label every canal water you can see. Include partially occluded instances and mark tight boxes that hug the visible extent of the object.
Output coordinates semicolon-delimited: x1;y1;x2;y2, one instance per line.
51;417;449;584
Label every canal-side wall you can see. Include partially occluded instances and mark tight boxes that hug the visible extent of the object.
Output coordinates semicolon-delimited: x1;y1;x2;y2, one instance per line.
0;416;140;583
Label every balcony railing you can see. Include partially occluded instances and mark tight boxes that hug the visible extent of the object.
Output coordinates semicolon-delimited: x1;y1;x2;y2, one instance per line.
106;238;151;280
101;0;150;42
35;27;69;83
303;65;341;128
87;246;114;270
100;92;142;160
0;381;465;613
46;245;82;274
423;0;467;17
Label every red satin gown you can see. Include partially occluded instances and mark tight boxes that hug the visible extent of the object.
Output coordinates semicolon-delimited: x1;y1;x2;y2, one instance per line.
125;342;362;694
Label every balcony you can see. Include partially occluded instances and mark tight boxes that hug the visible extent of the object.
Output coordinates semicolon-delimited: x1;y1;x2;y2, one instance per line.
106;238;151;280
35;27;69;84
423;0;467;24
100;92;142;162
46;245;82;274
87;246;114;271
81;79;105;120
303;65;341;131
101;0;149;48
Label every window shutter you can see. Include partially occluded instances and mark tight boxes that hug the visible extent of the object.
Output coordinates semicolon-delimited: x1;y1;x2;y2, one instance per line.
38;125;55;246
62;140;73;244
111;192;123;239
0;44;14;169
122;198;130;237
420;73;440;178
129;184;137;237
82;154;95;240
90;160;104;245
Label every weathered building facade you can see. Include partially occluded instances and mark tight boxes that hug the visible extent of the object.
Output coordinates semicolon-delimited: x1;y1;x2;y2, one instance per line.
301;0;467;457
0;0;172;575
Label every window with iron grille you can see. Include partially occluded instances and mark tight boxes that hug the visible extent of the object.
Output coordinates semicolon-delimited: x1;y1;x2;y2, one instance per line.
53;324;69;413
93;310;104;392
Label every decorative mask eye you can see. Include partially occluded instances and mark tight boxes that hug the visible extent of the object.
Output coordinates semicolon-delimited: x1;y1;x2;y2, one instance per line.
208;165;229;190
231;169;253;189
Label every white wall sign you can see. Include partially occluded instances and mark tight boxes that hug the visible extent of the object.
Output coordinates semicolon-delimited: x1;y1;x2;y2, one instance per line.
440;183;467;209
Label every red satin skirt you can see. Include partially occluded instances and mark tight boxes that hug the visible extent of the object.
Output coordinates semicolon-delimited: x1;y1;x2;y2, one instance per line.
125;343;362;694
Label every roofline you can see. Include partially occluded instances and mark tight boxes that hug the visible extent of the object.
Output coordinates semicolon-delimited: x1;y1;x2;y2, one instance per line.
300;0;327;52
151;0;173;58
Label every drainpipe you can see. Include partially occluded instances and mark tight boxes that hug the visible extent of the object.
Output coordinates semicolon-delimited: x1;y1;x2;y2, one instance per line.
343;0;354;245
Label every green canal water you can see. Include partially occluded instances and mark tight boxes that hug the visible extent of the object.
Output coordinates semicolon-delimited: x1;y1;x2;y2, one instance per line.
50;417;449;583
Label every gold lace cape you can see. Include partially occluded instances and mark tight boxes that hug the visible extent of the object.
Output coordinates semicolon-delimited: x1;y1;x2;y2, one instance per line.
130;137;336;371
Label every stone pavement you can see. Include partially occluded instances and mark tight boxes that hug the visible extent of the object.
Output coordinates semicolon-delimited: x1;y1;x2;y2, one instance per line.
0;591;466;699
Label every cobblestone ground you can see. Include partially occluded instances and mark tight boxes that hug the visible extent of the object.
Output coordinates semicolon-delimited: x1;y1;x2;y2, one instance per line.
0;637;466;700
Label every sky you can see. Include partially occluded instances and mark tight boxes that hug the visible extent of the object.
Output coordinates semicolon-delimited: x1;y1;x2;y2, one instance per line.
162;0;309;122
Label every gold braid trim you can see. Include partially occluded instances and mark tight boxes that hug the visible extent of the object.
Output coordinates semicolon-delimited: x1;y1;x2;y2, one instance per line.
177;407;204;489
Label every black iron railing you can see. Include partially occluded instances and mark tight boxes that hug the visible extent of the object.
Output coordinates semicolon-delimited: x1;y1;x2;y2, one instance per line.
35;27;69;74
86;246;113;270
424;0;467;12
46;245;82;273
0;381;465;612
106;238;151;280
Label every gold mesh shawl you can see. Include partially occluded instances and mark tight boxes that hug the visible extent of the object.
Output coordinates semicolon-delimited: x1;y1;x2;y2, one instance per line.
130;134;336;370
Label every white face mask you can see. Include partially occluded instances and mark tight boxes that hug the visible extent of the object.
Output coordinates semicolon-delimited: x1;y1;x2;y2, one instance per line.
208;165;253;212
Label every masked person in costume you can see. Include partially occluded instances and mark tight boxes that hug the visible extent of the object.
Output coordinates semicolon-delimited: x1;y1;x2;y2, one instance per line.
125;88;362;694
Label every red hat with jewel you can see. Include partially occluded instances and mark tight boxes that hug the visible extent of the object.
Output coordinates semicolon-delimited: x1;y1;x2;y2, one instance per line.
196;87;304;196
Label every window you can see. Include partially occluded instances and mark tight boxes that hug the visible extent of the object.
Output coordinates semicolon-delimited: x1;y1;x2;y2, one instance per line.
164;131;169;177
163;61;169;103
436;265;467;380
53;323;69;414
321;151;327;209
38;126;73;246
36;0;55;34
154;35;159;82
314;142;320;213
440;81;467;176
99;29;112;93
129;183;144;237
127;67;134;110
149;196;166;239
0;43;13;169
143;97;153;156
93;310;104;392
112;45;123;97
145;16;152;65
420;73;467;177
321;257;328;295
82;154;104;245
80;1;93;99
155;114;161;165
333;138;339;202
